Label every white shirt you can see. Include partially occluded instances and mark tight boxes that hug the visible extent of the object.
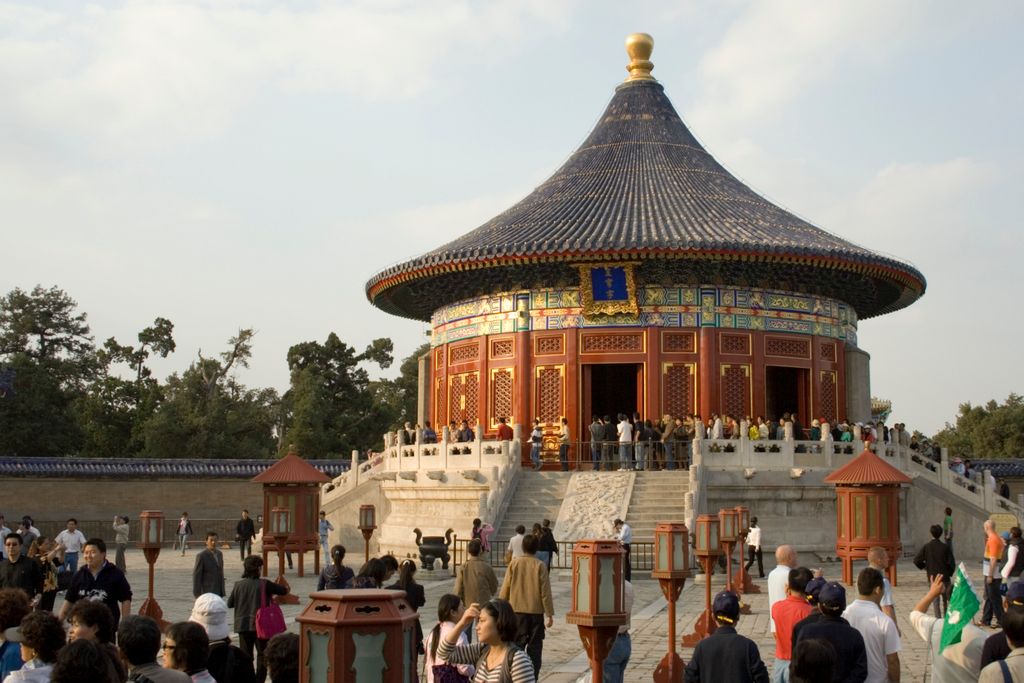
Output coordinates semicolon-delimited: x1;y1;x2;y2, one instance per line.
711;418;723;439
616;523;633;545
508;533;525;559
843;599;901;683
617;420;632;443
767;563;792;633
1003;543;1020;582
746;527;761;549
55;529;86;553
909;609;985;683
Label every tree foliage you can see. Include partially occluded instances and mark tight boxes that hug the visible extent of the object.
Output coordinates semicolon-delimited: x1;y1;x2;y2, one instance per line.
1;285;419;459
932;394;1024;459
281;334;394;458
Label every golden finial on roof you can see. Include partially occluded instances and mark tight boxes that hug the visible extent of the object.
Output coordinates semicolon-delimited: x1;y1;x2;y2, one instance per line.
624;33;655;82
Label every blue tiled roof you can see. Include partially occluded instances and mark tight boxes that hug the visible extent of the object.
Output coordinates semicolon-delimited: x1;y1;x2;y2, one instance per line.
972;460;1024;478
367;79;925;322
0;457;348;479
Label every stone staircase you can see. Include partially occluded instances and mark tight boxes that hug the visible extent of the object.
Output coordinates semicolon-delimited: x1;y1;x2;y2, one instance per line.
493;471;573;541
622;470;691;539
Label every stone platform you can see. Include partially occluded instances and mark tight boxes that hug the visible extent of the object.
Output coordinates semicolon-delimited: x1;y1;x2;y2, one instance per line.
82;549;946;681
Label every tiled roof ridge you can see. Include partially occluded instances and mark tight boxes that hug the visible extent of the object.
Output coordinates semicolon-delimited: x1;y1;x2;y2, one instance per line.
366;78;924;321
0;456;347;480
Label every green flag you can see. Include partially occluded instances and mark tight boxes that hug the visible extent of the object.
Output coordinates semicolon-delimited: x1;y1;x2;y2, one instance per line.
940;562;981;652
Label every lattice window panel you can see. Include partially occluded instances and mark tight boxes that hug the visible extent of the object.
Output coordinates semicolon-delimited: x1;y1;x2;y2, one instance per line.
720;365;750;419
491;339;514;359
537;368;563;424
463;374;479;425
720;334;750;355
536;335;564;355
581;334;643;353
663;364;693;418
491;370;514;423
448;373;479;424
820;372;837;424
449;344;478;364
765;337;811;358
435;348;444;369
820;342;837;362
663;333;695;353
435;377;445;425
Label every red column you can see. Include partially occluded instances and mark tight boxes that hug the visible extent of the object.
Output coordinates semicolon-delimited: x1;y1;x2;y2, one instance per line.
699;328;716;419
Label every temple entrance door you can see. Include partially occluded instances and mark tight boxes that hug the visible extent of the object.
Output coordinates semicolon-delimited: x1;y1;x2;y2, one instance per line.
583;363;642;424
764;366;810;424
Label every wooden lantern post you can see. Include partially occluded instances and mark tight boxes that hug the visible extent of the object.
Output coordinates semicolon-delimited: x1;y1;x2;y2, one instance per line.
137;510;168;630
651;522;690;683
682;515;720;646
566;540;627;683
359;504;377;564
732;506;760;594
270;506;299;605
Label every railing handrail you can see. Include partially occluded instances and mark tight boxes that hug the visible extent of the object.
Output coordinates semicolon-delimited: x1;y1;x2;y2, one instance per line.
450;537;659;571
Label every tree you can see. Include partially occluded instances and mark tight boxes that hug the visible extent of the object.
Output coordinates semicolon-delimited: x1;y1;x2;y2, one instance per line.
77;318;176;457
373;342;429;429
141;329;277;459
932;394;1024;459
0;286;97;456
281;334;394;458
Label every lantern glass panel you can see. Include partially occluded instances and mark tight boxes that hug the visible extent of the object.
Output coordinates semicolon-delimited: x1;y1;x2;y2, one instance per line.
695;520;708;553
673;533;685;569
855;496;865;538
837;495;845;538
720;511;736;540
306;629;331;680
868;499;878;538
597;556;617;614
657;533;669;572
736;507;749;531
575;556;591;612
147;519;160;545
709;521;718;551
351;632;388;679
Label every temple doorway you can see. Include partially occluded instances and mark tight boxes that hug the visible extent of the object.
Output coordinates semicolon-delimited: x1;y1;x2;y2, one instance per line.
764;366;809;424
583;363;642;424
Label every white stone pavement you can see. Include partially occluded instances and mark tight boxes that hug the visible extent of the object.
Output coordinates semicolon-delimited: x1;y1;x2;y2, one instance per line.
79;549;960;682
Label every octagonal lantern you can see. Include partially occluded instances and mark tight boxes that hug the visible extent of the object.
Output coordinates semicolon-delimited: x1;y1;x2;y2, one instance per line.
693;515;720;559
718;508;739;544
139;510;164;549
297;589;418;683
566;540;627;628
651;522;690;581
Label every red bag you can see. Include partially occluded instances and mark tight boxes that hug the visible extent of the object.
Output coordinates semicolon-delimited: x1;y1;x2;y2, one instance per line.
255;579;287;639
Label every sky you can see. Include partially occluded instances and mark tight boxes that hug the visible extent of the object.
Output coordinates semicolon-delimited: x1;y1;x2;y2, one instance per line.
2;1;1021;437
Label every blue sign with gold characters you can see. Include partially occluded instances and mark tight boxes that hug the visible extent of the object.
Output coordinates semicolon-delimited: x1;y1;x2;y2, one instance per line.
576;263;639;316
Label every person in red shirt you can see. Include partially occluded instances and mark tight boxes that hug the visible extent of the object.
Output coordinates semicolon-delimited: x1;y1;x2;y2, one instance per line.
771;566;814;682
496;417;514;441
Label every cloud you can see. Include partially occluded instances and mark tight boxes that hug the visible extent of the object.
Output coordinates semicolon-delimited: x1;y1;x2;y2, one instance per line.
0;0;574;152
688;2;918;134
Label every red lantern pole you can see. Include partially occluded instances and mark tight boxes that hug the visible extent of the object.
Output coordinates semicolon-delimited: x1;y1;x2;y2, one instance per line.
652;522;690;683
137;511;169;630
682;515;719;646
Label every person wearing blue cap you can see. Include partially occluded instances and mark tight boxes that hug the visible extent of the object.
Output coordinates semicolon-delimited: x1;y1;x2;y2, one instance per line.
793;581;868;683
683;590;769;683
981;580;1024;668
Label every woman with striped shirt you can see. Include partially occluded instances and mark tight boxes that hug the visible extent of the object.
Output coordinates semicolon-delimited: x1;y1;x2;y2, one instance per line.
436;599;535;683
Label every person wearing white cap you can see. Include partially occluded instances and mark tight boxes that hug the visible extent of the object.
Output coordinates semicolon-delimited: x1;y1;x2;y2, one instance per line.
190;593;256;683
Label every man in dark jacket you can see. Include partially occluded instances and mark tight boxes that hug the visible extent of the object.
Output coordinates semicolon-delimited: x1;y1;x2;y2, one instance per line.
0;533;42;599
795;582;868;683
914;524;956;616
193;532;226;598
684;591;769;683
235;510;256;562
602;416;617;472
981;580;1024;668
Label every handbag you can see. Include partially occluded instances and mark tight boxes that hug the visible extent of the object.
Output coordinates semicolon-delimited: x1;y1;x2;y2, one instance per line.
255;579;287;639
431;664;470;683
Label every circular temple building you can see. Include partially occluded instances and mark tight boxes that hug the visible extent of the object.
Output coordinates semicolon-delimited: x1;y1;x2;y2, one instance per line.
366;34;925;464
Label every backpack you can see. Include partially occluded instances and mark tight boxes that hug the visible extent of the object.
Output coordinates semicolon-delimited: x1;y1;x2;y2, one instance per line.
475;643;523;683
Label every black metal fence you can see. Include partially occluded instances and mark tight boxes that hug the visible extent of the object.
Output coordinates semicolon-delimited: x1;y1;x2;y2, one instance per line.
27;519;245;549
450;536;656;571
